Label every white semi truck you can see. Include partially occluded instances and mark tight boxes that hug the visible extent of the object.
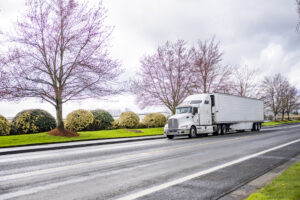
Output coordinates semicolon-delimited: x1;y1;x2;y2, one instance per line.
164;93;264;139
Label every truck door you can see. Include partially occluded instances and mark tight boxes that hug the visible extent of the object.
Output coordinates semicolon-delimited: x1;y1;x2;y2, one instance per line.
192;107;200;125
200;99;212;125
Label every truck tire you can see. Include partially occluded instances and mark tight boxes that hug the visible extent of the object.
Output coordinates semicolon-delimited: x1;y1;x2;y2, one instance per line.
217;125;222;135
189;126;197;138
167;135;174;139
252;123;259;131
251;123;256;131
257;123;261;131
221;125;226;135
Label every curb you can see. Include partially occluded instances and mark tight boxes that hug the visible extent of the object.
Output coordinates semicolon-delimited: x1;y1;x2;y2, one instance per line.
0;135;166;156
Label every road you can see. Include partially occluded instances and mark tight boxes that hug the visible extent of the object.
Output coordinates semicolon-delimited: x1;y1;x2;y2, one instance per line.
0;125;300;200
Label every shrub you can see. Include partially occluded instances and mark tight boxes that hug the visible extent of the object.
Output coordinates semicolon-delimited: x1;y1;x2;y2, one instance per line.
0;115;10;136
111;119;119;129
88;109;114;130
118;111;139;129
65;109;94;132
138;122;147;129
11;109;56;134
142;113;167;128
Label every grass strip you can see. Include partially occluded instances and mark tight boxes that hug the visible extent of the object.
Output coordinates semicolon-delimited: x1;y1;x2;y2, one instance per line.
262;120;300;126
247;161;300;200
0;127;164;148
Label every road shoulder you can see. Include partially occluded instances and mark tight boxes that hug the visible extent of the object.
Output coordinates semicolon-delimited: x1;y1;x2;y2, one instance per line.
221;154;300;200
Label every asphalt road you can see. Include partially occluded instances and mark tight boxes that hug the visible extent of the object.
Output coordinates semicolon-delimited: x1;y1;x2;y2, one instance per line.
0;125;300;200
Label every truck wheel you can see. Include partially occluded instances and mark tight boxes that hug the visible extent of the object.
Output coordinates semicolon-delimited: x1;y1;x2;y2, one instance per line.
189;126;197;138
217;125;222;135
167;135;174;139
252;123;256;131
257;123;261;131
221;125;226;135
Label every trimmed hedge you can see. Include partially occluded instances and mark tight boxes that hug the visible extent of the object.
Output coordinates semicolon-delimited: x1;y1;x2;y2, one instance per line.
142;113;167;128
0;115;10;136
65;109;94;132
89;109;114;130
119;111;139;129
10;109;56;134
111;120;119;129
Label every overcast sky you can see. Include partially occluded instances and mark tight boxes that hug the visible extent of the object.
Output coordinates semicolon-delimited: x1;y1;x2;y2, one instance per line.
0;0;300;118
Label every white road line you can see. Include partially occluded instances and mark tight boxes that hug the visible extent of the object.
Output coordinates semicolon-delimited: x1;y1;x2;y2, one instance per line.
116;138;300;200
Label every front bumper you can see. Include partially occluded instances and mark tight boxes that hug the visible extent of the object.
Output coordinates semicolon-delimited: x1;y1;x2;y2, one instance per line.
165;128;190;135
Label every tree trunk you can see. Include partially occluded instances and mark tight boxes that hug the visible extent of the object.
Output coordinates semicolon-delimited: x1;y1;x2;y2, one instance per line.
171;108;176;115
56;98;64;129
287;112;290;120
281;111;285;120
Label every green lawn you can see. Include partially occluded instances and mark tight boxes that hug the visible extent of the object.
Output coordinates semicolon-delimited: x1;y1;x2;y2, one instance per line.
262;120;300;126
0;127;164;148
247;162;300;200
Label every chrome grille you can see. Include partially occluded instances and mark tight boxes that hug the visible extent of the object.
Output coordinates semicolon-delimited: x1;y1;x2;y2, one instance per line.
168;118;178;129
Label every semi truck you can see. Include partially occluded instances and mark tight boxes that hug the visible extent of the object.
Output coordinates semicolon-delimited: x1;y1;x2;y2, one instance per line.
164;93;264;139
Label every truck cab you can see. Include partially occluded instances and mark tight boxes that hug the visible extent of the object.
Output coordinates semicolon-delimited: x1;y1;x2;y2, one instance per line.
164;94;214;139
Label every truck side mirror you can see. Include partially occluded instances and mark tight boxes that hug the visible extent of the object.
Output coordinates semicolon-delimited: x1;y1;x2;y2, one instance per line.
192;107;198;115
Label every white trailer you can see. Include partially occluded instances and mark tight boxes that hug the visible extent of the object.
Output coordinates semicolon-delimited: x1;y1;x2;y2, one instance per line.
164;93;264;139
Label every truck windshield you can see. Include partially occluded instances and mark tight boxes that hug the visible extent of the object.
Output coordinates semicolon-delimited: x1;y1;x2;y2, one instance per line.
176;107;192;114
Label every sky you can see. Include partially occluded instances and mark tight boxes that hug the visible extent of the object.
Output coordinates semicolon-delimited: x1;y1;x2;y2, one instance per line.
0;0;300;118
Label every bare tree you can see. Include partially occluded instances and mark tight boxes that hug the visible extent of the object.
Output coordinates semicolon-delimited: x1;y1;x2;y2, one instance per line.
260;74;288;120
190;38;232;94
285;86;299;120
279;80;290;120
231;65;258;97
132;40;193;114
0;0;121;134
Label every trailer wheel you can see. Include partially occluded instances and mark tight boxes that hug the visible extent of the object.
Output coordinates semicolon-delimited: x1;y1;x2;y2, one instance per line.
252;123;259;131
189;126;197;138
257;123;261;131
167;135;174;139
252;123;256;131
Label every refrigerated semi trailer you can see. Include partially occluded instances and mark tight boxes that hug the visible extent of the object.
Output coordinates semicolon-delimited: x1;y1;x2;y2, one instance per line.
164;93;264;139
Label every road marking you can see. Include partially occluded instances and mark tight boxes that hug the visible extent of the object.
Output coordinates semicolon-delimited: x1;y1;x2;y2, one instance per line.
0;136;250;181
116;139;300;200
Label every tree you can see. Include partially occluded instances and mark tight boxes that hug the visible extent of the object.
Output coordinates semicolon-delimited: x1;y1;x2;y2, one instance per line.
132;40;193;114
260;74;288;120
231;65;258;97
279;80;290;120
285;86;299;120
0;0;121;134
190;38;232;94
